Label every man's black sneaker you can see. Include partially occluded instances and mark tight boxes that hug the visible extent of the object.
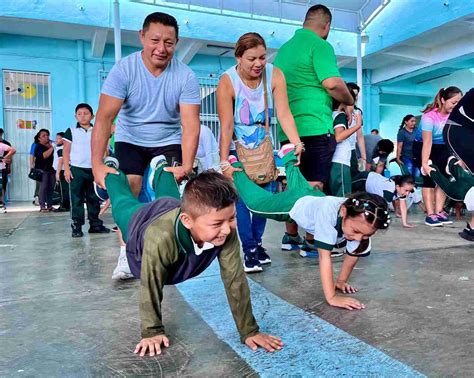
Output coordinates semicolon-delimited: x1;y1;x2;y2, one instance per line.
88;225;111;234
71;224;84;238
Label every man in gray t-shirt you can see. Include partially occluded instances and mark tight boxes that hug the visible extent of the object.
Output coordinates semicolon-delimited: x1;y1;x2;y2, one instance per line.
92;12;201;196
91;12;201;281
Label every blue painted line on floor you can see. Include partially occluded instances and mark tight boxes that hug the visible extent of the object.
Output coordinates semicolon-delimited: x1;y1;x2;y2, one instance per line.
177;262;423;377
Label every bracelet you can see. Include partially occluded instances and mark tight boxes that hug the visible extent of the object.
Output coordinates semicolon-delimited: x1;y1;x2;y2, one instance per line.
220;161;231;172
295;141;305;152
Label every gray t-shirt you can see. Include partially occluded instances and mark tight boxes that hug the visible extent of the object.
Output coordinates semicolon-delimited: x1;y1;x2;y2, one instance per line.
101;52;201;147
396;127;416;159
364;134;382;162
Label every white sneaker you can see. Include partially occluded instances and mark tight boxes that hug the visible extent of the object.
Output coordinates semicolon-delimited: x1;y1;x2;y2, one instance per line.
112;248;134;280
277;144;295;159
148;155;168;192
0;206;6;214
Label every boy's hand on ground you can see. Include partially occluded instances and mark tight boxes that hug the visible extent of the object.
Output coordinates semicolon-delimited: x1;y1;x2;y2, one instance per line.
164;166;191;183
64;168;73;183
335;280;358;294
245;333;284;353
328;295;365;310
134;334;170;357
92;162;117;188
222;165;242;182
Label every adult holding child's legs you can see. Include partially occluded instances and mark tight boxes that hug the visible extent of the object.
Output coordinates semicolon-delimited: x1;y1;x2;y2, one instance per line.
92;12;201;280
412;86;463;227
274;4;354;253
217;32;303;273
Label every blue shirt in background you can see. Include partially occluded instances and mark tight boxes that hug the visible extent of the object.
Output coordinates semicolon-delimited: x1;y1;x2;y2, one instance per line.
101;52;201;147
415;109;449;144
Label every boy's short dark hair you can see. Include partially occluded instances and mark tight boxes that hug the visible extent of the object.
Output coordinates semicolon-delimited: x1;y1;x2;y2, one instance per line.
143;12;179;39
371;129;379;134
0;128;4;135
333;85;356;110
56;132;65;137
376;139;394;156
75;103;94;115
181;171;238;217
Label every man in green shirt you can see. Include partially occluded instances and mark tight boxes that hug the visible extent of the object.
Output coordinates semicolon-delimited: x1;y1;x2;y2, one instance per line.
274;4;354;253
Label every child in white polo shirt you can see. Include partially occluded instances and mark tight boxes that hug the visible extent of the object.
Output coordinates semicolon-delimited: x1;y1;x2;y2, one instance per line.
63;103;110;237
328;92;362;197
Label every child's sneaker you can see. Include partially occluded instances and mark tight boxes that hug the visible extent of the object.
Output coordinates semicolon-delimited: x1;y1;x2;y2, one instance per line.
425;214;443;227
243;249;263;273
436;210;453;225
281;232;303;251
71;223;84;238
445;156;457;176
459;222;474;241
228;155;238;165
112;247;134;280
89;225;111;234
299;239;319;258
420;159;433;176
256;244;271;264
94;183;109;201
148;155;168;191
0;205;7;214
277;144;295;159
104;156;120;170
94;157;119;201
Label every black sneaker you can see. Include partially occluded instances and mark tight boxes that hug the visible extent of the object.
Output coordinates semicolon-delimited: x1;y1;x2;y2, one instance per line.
256;244;271;264
53;207;69;213
243;249;263;273
88;225;111;234
281;232;303;251
71;224;84;238
459;222;474;241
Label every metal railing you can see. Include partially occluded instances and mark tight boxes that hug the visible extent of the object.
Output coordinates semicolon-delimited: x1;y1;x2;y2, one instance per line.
131;0;365;32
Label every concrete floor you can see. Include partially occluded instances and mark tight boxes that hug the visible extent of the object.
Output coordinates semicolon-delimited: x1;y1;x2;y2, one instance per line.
1;205;473;376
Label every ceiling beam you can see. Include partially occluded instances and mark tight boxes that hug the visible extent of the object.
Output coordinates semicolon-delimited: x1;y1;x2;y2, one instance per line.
177;39;204;64
383;45;431;64
371;34;474;84
91;28;108;58
337;56;355;68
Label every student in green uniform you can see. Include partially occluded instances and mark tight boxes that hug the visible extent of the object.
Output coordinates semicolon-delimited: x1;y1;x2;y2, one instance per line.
352;171;416;228
428;157;474;241
101;155;283;357
227;145;391;310
328;88;362;197
63;104;110;237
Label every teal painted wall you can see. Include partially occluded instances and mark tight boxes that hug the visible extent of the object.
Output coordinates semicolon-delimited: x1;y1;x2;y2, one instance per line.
0;33;140;133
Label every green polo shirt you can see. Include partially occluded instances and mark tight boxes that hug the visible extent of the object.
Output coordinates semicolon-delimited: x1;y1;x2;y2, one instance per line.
274;28;341;141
